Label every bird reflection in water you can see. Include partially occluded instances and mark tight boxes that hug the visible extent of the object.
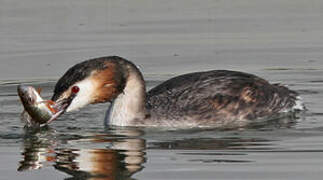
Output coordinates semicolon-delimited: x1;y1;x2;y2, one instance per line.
18;127;146;180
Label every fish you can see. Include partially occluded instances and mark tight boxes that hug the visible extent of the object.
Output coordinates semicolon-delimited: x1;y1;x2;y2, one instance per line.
17;85;66;126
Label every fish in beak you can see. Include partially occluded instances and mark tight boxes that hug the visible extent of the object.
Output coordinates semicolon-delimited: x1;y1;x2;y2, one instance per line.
17;85;72;126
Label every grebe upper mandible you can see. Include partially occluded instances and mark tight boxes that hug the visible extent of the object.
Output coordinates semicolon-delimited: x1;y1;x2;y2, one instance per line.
51;56;304;128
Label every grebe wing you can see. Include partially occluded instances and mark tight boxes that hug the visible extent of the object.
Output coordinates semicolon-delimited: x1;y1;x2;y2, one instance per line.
146;70;298;122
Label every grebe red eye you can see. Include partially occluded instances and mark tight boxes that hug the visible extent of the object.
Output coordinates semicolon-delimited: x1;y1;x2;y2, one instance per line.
71;86;80;94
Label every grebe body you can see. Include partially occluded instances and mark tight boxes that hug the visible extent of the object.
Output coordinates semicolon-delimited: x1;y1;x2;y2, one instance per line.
51;56;303;128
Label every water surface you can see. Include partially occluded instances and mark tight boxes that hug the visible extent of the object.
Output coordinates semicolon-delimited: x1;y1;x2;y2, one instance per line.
1;75;323;180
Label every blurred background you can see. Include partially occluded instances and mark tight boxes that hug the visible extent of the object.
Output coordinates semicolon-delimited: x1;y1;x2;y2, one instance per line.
1;0;323;81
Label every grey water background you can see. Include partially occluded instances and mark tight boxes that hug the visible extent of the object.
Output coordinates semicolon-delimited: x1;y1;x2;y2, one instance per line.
1;0;323;179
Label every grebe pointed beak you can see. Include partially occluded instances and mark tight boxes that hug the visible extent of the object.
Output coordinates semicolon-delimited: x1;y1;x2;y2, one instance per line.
49;93;77;121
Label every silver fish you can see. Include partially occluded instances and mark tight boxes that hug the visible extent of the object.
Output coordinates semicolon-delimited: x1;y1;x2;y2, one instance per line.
17;85;65;126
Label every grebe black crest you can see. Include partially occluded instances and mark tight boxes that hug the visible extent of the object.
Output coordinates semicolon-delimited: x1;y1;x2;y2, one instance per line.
52;56;304;128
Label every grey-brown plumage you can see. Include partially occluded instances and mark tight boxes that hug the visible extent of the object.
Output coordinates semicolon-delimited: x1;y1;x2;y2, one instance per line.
146;70;299;127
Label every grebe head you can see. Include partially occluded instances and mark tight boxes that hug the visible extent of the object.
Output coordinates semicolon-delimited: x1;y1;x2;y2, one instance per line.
51;56;134;113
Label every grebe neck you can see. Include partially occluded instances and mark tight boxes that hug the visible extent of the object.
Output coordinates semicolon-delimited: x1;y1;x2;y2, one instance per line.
105;68;147;126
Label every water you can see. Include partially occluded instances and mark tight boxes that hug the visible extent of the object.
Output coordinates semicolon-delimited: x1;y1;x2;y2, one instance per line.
1;76;323;180
1;0;323;179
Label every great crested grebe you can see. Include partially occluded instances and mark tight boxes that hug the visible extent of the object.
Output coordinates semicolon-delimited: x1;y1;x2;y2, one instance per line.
51;56;304;128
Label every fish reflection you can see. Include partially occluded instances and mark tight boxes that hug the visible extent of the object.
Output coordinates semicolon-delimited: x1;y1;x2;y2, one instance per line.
18;127;57;171
18;127;146;180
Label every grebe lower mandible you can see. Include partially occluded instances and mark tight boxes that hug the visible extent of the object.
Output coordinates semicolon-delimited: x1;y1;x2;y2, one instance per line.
51;56;304;128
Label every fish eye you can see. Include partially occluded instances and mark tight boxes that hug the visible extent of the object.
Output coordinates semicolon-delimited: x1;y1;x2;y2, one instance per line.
71;86;80;94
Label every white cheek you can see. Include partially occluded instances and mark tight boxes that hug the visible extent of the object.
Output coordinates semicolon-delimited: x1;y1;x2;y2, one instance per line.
66;79;95;112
